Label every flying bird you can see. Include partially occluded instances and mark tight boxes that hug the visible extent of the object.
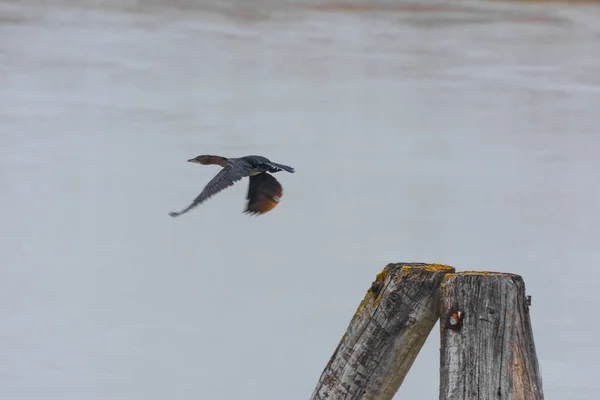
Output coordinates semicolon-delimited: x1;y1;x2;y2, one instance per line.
169;155;295;217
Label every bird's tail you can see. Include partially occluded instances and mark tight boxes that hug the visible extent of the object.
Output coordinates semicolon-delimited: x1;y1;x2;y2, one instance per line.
267;162;295;173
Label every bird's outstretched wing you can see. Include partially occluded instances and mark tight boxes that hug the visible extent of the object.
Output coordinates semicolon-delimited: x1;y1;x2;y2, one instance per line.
169;167;245;217
244;173;283;215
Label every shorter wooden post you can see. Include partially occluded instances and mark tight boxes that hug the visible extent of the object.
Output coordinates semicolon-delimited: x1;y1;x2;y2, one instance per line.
439;272;544;400
311;262;455;400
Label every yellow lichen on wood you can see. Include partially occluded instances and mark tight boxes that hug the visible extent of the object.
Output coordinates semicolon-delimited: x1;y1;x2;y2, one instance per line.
349;267;391;323
373;269;388;287
372;290;384;308
350;298;369;324
397;263;453;273
424;264;454;272
370;268;388;307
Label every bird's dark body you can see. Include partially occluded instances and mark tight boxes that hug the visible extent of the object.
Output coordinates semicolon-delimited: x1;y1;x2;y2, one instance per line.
169;155;294;217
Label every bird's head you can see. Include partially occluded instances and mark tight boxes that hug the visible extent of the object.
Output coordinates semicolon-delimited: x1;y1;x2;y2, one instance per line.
187;155;227;166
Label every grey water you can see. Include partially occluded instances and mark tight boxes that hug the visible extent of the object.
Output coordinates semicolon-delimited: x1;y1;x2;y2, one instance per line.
1;0;600;399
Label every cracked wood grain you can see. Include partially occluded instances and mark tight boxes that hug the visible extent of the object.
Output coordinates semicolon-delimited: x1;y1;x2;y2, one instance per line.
439;272;544;400
311;262;455;400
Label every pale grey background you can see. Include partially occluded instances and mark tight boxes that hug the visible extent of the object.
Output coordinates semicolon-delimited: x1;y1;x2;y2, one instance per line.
1;0;599;399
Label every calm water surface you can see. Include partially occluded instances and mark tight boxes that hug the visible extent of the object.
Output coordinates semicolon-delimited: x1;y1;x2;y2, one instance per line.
1;0;600;399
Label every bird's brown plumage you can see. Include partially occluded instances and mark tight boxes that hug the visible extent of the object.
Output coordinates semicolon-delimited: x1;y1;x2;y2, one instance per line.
244;173;283;215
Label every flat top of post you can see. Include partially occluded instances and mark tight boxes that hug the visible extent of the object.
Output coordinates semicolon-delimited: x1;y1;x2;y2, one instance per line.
386;263;454;273
447;271;523;278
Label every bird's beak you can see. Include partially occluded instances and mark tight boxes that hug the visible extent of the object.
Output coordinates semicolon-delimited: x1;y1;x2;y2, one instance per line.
187;158;199;163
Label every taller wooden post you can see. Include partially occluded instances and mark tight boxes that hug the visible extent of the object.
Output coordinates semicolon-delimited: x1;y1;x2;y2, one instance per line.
439;272;544;400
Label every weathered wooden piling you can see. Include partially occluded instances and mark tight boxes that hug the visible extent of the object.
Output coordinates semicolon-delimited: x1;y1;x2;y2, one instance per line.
311;262;455;400
439;272;544;400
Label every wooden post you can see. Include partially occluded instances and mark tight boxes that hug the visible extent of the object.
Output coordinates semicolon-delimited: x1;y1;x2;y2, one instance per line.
439;272;544;400
311;262;455;400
